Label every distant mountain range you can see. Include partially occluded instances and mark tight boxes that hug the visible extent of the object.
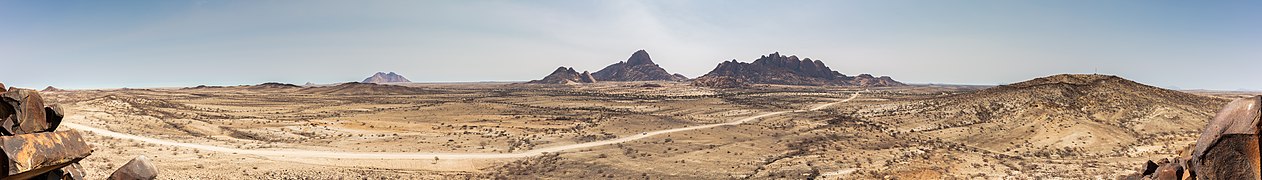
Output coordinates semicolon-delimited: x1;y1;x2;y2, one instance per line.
692;52;904;88
361;72;411;84
529;50;908;87
529;50;686;84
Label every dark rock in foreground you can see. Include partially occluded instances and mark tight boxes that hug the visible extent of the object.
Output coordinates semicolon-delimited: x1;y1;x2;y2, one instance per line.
1127;95;1262;179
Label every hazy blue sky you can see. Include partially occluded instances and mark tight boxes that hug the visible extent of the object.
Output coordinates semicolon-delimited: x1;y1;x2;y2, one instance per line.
2;0;1259;90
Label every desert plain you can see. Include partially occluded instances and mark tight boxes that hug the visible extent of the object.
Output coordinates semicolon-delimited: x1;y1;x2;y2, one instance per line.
23;74;1253;179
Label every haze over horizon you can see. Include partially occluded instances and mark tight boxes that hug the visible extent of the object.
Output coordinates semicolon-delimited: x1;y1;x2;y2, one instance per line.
2;0;1259;90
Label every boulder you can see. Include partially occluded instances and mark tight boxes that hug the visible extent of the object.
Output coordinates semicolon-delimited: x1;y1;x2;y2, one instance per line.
0;88;49;135
1153;161;1184;180
108;156;157;180
44;105;64;132
1187;96;1262;179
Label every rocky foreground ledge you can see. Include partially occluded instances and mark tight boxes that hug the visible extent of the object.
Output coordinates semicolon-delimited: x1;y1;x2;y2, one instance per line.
0;82;157;180
1125;95;1262;179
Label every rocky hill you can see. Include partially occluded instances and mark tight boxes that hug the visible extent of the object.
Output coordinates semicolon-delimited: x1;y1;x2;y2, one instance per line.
692;52;904;87
247;82;301;89
360;72;411;84
527;67;597;84
591;50;687;81
297;82;435;95
847;74;1227;158
41;86;63;92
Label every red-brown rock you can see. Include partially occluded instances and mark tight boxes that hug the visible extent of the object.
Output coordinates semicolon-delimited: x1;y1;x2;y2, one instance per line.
0;88;50;135
1187;95;1262;179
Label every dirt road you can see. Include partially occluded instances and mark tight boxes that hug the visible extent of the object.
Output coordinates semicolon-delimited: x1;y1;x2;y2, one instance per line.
63;91;861;160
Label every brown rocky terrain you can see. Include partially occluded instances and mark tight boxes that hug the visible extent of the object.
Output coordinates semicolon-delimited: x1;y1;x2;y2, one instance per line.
591;50;687;81
692;52;904;88
28;73;1257;179
527;67;597;84
360;72;411;84
855;74;1225;155
827;74;1228;178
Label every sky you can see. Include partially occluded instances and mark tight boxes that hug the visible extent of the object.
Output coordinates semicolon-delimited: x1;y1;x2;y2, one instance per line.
1;0;1259;90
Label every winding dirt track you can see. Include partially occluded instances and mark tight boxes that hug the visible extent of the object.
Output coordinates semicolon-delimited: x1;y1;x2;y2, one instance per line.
63;91;860;160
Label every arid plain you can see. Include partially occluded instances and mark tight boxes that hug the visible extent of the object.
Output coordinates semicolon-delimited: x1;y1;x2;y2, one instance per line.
34;74;1256;179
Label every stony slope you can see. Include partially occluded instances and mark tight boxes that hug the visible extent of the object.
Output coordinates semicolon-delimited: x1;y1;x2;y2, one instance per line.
591;50;687;81
847;74;1227;157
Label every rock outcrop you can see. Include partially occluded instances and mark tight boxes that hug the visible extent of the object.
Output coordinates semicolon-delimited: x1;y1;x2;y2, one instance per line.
1127;95;1262;179
0;83;117;179
361;72;411;84
691;52;903;87
591;50;687;81
528;67;597;84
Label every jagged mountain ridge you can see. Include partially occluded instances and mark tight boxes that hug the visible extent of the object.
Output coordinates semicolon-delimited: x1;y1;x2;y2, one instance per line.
692;52;904;87
527;67;597;84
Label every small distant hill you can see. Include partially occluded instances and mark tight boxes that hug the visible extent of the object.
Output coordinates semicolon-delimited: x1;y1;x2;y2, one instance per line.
591;50;688;81
527;67;597;84
361;72;411;84
692;52;903;88
247;82;301;89
42;86;63;92
298;82;434;95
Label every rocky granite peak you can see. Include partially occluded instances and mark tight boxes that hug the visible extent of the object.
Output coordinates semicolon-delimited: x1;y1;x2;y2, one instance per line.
626;50;654;65
592;50;687;81
528;67;598;84
361;72;411;84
